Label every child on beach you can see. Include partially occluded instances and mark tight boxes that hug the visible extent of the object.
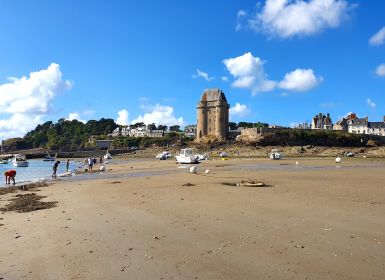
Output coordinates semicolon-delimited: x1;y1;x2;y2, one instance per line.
4;170;16;185
52;160;61;178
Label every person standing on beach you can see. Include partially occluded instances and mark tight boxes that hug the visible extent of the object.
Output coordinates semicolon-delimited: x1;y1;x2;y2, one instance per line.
88;157;93;171
52;160;60;178
66;159;70;172
4;170;16;185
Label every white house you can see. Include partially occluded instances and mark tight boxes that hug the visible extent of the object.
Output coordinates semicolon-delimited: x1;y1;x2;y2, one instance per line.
348;116;385;136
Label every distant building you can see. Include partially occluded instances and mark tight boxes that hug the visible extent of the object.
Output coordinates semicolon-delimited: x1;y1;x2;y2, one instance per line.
196;89;230;141
184;125;197;138
110;126;164;138
334;113;357;131
348;116;385;136
311;113;333;130
296;122;311;129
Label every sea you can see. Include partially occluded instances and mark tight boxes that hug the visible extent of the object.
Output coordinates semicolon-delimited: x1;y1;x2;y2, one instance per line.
0;159;82;187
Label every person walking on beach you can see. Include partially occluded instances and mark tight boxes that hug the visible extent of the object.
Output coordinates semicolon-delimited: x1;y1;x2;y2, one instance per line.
52;160;60;178
4;170;16;185
66;159;70;173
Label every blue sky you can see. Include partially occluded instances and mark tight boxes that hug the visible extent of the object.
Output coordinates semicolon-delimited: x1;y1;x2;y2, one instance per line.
0;0;384;139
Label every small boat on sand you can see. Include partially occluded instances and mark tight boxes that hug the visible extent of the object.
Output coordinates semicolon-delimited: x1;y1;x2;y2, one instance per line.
269;149;281;160
156;151;171;160
175;148;199;164
104;150;112;160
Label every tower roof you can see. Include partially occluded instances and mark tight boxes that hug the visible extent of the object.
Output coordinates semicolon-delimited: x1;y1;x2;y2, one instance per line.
200;89;227;102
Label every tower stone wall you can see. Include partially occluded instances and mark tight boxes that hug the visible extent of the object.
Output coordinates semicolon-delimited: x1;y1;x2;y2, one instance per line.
196;89;229;141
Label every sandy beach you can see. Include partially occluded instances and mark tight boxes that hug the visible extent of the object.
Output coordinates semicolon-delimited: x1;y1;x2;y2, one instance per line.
1;157;385;279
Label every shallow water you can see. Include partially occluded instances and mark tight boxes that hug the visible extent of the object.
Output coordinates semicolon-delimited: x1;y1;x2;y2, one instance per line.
0;159;80;187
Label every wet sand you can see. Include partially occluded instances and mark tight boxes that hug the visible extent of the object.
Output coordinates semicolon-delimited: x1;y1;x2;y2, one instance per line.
1;157;385;279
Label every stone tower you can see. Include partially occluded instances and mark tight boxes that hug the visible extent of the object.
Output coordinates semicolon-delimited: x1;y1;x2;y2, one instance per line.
196;89;230;141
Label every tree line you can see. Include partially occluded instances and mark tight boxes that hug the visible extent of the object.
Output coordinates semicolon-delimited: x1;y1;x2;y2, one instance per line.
1;119;187;152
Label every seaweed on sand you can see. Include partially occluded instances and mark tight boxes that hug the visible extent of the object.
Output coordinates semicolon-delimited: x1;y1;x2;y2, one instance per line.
0;193;57;213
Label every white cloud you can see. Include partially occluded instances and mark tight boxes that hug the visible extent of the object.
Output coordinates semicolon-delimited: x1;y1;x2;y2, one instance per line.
367;98;376;109
66;112;86;123
278;69;322;91
375;63;385;77
0;63;73;140
369;27;385;46
0;114;43;139
230;103;251;118
131;104;185;127
0;63;72;115
223;52;276;95
221;76;229;82
116;109;130;126
223;52;321;94
247;0;354;38
192;69;214;81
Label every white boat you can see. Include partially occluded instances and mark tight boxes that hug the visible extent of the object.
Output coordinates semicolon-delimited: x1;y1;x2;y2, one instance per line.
269;149;281;160
175;148;199;164
0;159;8;164
12;154;29;167
195;154;209;161
156;151;171;160
43;152;55;161
103;150;112;160
219;152;228;158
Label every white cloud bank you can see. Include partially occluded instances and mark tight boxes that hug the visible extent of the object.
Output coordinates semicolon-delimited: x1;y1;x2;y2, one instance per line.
369;27;385;46
230;103;251;118
0;63;73;139
116;109;130;126
223;52;322;95
244;0;353;38
367;98;376;109
131;104;185;127
375;63;385;77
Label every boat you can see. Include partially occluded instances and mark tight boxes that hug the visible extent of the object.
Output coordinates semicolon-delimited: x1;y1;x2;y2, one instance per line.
103;150;112;160
175;148;199;164
269;149;281;160
195;154;209;161
12;154;29;167
219;151;228;158
156;151;171;160
0;159;8;164
43;152;55;161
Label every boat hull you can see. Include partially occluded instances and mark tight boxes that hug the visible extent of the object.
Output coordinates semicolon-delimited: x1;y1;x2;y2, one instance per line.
12;161;29;167
175;156;198;164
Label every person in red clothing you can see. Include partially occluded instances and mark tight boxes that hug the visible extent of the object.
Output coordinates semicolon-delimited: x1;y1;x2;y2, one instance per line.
4;170;16;185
